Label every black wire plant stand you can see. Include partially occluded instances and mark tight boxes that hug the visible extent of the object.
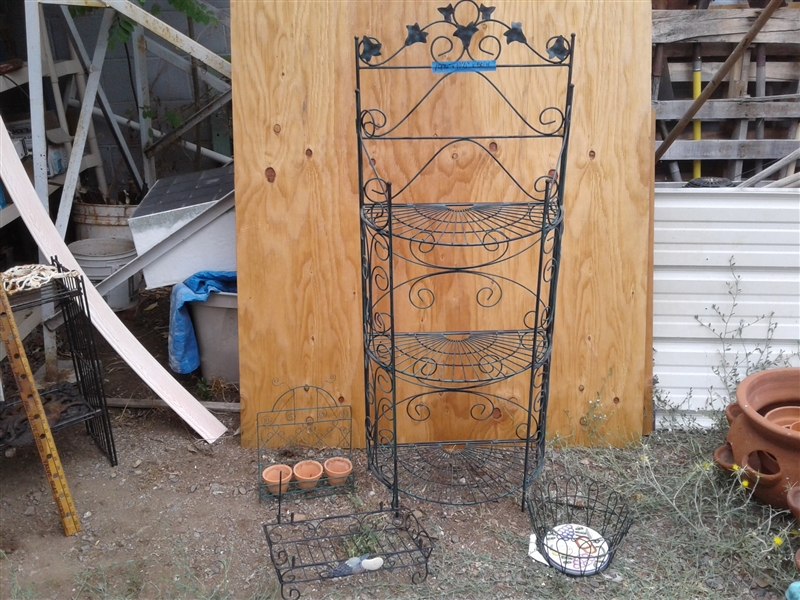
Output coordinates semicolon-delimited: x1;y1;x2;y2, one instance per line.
257;382;354;502
357;1;575;507
0;261;117;465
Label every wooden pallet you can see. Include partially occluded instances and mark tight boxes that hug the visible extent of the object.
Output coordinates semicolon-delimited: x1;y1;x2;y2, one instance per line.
653;7;800;182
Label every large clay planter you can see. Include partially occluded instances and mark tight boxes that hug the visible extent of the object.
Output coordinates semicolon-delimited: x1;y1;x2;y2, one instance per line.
714;368;800;511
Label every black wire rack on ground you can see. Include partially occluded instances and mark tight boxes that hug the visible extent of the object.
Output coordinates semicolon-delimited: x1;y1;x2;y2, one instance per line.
526;475;633;576
263;506;433;600
257;383;354;502
2;264;116;465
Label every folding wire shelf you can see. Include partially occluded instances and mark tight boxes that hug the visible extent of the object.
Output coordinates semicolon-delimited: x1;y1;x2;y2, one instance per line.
1;263;116;465
257;384;354;502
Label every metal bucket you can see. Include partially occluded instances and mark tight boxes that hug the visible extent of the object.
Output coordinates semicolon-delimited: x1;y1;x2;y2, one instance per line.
71;203;135;241
68;238;141;311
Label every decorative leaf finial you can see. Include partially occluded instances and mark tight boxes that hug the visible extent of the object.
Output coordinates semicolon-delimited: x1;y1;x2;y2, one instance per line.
437;3;455;23
547;36;569;61
405;23;428;46
503;22;527;45
478;4;496;21
454;22;479;49
360;37;382;62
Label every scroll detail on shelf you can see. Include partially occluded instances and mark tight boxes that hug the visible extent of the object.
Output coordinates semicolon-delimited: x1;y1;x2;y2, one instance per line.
357;0;572;66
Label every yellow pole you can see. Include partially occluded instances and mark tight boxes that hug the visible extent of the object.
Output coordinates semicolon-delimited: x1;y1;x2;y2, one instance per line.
692;45;702;179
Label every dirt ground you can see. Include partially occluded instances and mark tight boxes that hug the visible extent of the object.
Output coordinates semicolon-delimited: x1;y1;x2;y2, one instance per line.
1;290;797;599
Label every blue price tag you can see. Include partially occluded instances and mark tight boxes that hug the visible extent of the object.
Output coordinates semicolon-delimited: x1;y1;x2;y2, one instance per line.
432;60;497;73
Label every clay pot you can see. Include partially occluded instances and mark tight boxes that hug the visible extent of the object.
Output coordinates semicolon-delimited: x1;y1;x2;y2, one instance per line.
323;457;353;487
765;406;800;428
714;368;800;511
293;460;323;490
262;464;293;495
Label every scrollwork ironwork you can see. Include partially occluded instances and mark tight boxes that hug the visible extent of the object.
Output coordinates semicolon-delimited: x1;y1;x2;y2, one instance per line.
356;1;572;67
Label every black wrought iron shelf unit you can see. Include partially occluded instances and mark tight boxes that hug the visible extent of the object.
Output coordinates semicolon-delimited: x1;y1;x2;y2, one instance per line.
356;1;574;507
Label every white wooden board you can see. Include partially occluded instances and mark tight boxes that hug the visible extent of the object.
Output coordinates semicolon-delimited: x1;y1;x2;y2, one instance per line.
0;117;227;443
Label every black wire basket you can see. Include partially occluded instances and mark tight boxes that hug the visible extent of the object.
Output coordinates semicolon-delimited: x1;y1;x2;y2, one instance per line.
527;475;632;576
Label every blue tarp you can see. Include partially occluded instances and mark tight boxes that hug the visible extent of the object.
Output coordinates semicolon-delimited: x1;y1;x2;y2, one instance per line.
169;271;237;374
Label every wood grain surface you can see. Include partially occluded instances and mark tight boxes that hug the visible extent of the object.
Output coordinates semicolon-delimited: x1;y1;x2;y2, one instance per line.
231;1;653;447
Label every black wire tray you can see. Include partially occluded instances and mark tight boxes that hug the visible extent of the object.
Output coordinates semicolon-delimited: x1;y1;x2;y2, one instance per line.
263;506;433;600
371;439;543;505
0;382;100;448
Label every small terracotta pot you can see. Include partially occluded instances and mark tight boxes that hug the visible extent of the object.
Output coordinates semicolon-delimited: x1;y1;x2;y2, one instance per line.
323;457;353;487
262;464;293;495
293;460;323;490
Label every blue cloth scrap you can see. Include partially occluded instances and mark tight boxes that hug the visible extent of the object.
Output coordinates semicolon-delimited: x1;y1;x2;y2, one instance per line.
169;271;237;374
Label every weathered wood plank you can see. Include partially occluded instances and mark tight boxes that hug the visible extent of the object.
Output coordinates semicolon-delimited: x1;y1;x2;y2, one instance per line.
669;61;800;83
653;8;800;44
657;139;800;160
655;99;800;120
232;1;653;448
106;398;240;413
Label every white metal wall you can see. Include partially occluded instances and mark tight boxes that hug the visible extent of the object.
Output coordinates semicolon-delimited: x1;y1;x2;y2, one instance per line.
653;188;800;427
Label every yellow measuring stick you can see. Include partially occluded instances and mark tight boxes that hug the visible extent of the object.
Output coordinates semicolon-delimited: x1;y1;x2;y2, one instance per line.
0;286;81;536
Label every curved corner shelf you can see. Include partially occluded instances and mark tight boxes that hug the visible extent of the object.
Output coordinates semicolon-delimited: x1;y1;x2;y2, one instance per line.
367;329;549;386
372;440;543;505
361;202;561;247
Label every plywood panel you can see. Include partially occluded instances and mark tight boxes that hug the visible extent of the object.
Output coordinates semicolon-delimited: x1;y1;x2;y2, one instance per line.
231;1;653;448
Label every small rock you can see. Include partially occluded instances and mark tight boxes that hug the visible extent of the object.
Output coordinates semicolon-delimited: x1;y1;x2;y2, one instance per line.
80;545;91;552
458;477;466;484
190;484;198;493
753;575;771;588
24;506;35;516
132;459;142;468
413;510;424;519
4;447;16;458
238;486;246;495
110;472;117;479
134;470;142;475
451;535;460;543
193;532;201;538
368;491;375;497
32;492;42;503
293;514;306;521
187;445;197;453
83;511;92;519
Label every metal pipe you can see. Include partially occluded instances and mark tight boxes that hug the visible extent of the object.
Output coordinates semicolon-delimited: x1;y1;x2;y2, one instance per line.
68;101;232;164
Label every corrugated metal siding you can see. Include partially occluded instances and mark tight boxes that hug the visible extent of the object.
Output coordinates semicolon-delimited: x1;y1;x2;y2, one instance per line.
653;188;800;427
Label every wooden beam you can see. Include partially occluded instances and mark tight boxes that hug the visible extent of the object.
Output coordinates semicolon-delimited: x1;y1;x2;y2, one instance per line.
654;99;800;120
653;8;800;45
60;6;144;192
54;9;113;239
132;25;157;187
147;39;231;93
668;61;800;83
105;397;240;413
657;140;800;160
737;147;800;186
0;116;227;443
144;90;232;158
655;0;785;163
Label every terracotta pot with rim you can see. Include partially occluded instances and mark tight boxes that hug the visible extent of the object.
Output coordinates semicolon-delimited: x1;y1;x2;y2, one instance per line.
262;464;293;495
293;460;323;490
323;457;353;487
714;368;800;511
